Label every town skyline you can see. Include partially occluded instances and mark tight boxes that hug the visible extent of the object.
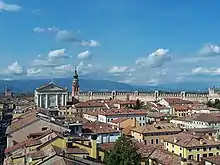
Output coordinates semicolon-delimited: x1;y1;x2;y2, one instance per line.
1;0;220;86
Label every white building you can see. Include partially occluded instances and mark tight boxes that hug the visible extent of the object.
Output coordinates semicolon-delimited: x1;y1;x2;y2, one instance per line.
170;113;220;129
97;108;148;127
34;82;68;109
82;121;121;143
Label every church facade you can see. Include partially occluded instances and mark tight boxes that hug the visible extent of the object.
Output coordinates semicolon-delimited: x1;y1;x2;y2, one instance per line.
34;81;68;109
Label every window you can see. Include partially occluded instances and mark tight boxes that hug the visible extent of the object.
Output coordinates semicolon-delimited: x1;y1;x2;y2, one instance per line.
42;127;48;131
180;153;182;157
189;149;192;152
139;117;141;120
203;148;207;151
197;148;200;151
203;154;207;158
217;152;219;155
188;155;193;160
209;153;213;157
217;147;220;150
144;140;147;145
180;147;182;150
172;145;174;148
151;139;154;144
76;126;79;132
156;139;159;144
167;143;168;146
209;147;212;151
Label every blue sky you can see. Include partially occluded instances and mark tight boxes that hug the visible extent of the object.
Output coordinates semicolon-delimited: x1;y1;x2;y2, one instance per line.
1;0;220;85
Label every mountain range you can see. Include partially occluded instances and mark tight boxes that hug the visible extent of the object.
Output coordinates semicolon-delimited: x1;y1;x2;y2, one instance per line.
0;78;214;93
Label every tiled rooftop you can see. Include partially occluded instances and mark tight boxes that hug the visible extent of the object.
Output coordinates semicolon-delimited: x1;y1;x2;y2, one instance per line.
75;101;105;108
132;122;181;134
149;148;181;165
164;98;192;104
163;132;220;147
82;121;119;134
202;155;220;165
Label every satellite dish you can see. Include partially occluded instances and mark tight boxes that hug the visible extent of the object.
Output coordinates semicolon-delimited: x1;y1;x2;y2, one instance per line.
26;157;32;164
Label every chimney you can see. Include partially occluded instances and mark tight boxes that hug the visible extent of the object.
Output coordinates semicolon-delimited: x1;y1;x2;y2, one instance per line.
199;139;204;145
132;118;136;128
90;134;97;159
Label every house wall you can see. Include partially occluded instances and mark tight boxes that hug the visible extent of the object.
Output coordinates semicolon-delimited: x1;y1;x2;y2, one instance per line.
164;141;220;161
7;119;70;148
98;114;147;126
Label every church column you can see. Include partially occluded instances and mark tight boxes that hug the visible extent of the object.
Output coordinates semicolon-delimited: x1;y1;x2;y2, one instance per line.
56;94;59;107
65;94;67;106
62;94;64;106
45;94;48;109
39;94;42;107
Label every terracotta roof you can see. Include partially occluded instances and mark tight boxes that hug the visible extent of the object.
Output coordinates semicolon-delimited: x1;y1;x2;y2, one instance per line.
202;155;220;165
75;101;105;108
164;98;192;104
146;112;166;118
99;108;147;116
7;111;38;134
108;100;137;105
149;148;181;165
82;121;119;134
132;122;181;134
5;139;41;154
175;113;220;123
122;125;133;136
163;132;220;148
172;105;190;111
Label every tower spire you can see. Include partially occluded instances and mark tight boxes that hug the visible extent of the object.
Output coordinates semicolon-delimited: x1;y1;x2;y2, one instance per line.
72;66;79;97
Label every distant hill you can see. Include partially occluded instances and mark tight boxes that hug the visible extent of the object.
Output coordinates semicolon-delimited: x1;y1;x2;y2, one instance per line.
0;78;155;93
0;78;211;93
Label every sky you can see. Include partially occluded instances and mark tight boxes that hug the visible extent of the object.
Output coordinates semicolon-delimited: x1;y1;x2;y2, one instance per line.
1;0;220;85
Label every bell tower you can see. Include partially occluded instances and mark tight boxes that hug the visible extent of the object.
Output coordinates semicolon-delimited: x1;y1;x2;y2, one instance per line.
72;67;80;97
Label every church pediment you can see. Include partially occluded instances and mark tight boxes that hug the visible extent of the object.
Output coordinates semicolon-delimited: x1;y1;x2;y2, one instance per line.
36;82;67;92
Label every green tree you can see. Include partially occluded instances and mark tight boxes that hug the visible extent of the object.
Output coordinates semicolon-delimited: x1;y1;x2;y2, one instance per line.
104;135;141;165
133;99;143;109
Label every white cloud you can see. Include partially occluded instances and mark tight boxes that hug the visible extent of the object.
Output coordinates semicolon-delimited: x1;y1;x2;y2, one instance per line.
32;59;59;68
0;1;22;12
56;30;79;42
80;40;100;47
108;66;133;74
6;61;26;75
27;68;42;76
136;48;171;68
33;26;58;33
156;68;168;76
48;48;71;59
54;64;74;71
77;50;91;59
147;78;160;86
199;44;220;56
192;67;220;75
76;62;93;75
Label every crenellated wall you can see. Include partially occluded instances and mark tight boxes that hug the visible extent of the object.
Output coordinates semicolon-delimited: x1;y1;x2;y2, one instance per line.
70;90;213;102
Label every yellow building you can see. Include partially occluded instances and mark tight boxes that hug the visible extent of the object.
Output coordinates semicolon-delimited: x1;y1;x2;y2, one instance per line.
163;132;220;162
131;122;182;146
